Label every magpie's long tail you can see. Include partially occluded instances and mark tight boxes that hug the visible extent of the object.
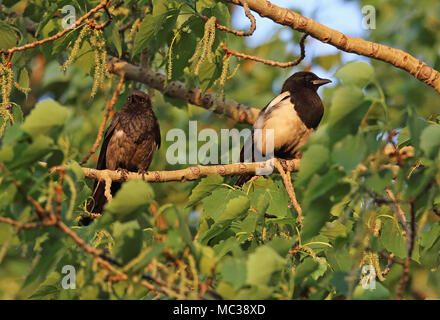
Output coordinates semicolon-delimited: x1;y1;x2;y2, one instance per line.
234;133;255;187
235;173;253;187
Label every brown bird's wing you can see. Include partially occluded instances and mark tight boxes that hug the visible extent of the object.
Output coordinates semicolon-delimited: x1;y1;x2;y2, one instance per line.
86;113;121;214
97;113;120;170
130;116;161;171
153;117;161;149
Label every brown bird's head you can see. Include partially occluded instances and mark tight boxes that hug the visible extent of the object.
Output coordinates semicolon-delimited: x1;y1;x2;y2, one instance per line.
282;71;332;93
127;90;151;108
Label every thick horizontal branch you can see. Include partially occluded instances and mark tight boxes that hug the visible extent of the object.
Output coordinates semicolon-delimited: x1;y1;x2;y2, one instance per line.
64;160;300;183
228;0;440;94
106;56;260;124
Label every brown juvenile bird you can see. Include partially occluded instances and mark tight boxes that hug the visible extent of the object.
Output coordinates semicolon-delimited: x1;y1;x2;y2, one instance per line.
236;71;331;186
86;90;161;214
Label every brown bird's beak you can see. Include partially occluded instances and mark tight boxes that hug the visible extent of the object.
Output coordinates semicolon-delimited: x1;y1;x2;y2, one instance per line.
312;78;332;86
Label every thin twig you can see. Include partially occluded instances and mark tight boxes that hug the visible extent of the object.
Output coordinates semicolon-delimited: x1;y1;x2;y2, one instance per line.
385;188;409;235
221;33;308;68
395;201;416;300
0;0;110;62
0;162;48;220
273;159;302;222
202;0;256;37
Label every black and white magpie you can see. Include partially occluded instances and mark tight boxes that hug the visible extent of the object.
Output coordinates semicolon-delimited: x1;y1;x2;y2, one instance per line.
236;71;331;186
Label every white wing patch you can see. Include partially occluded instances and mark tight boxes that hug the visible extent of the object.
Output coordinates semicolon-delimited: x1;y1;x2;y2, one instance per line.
265;91;290;112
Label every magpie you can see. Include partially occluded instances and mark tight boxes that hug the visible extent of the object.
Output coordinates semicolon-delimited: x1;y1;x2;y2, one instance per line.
86;90;161;215
235;71;331;186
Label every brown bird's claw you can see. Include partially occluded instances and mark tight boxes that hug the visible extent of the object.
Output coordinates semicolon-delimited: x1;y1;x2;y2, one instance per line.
116;168;129;181
279;158;288;171
138;169;148;181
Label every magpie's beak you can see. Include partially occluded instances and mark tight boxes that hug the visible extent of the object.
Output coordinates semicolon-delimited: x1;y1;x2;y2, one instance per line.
311;78;332;86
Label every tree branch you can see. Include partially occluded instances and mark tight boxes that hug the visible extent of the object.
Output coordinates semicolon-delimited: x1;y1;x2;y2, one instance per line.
227;0;440;94
106;56;260;124
52;159;300;183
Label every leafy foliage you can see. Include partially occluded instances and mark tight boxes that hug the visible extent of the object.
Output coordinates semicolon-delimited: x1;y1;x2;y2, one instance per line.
0;0;439;300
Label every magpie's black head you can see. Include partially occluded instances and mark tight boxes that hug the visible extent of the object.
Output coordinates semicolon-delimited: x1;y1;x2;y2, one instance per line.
127;90;151;107
282;71;332;93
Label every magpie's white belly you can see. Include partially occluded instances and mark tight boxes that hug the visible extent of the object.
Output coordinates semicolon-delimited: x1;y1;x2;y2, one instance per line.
254;101;311;157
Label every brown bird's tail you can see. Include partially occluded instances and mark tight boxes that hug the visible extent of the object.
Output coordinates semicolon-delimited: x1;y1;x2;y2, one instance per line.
84;180;121;222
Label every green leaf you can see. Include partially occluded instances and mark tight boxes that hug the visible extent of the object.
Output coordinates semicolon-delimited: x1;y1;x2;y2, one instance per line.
297;144;329;185
249;180;290;218
22;240;65;288
21;99;67;137
267;237;293;257
330;271;350;296
105;180;154;219
218;196;250;221
314;53;341;71
197;56;222;92
133;8;180;57
335;62;374;88
29;272;61;300
331;133;367;172
74;40;94;75
246;245;285;286
0;21;20;49
364;169;393;194
407;109;427;151
327;87;370;143
112;221;143;264
327;248;353;272
380;219;407;258
220;259;247;289
203;188;244;221
353;282;390;300
420;125;440;158
320;220;347;240
294;257;319;284
301;197;332;241
310;257;328;280
18;68;30;95
187;174;223;207
420;223;440;250
328;86;364;127
108;22;122;57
